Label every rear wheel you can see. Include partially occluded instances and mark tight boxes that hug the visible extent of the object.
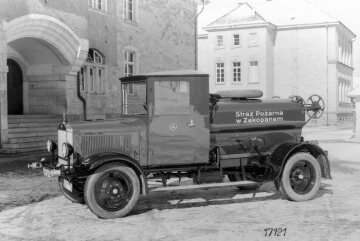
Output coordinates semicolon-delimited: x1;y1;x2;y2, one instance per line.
84;163;140;219
227;174;262;190
58;176;85;204
280;152;321;201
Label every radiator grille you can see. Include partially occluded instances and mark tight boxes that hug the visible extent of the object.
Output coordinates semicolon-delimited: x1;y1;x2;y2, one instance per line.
80;134;132;157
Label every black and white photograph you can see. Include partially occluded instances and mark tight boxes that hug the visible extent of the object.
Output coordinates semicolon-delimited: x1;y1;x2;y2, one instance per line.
0;0;359;240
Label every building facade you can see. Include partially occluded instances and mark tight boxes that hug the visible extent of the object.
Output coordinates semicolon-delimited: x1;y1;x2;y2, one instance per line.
0;0;196;147
198;0;355;125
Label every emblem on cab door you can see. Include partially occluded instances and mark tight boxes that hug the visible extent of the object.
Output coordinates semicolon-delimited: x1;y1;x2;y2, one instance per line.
169;123;178;131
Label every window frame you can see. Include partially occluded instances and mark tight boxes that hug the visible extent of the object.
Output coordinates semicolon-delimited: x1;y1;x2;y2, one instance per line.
79;48;106;94
124;0;137;23
216;35;224;48
232;61;241;83
153;80;190;116
121;81;147;116
88;0;107;12
233;33;240;47
216;62;225;84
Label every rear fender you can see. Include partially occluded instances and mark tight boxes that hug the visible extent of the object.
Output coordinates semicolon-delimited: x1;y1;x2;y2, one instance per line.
270;142;331;180
84;152;148;195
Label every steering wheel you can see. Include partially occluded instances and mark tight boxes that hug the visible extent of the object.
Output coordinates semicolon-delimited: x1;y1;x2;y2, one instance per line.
289;95;305;106
306;94;325;119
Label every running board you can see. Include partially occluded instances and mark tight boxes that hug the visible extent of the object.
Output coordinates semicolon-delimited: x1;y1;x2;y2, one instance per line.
150;180;259;192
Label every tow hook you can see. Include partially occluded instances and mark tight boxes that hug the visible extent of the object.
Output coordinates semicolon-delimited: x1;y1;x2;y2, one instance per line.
28;158;46;169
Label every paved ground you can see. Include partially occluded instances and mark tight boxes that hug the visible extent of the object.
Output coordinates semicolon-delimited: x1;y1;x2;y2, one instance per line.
0;126;359;241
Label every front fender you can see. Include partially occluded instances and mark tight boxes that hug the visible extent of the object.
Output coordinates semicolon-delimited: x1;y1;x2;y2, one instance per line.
83;152;148;195
270;141;331;180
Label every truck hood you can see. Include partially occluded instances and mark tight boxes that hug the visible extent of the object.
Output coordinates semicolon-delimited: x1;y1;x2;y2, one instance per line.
58;117;147;160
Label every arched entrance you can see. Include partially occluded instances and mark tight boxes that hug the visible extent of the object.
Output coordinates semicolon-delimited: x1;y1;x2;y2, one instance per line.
7;59;23;114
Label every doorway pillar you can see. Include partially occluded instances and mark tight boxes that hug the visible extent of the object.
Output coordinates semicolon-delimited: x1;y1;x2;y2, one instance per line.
0;21;8;144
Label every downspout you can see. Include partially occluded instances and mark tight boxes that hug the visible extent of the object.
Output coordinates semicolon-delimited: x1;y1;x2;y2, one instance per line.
77;72;87;120
195;0;205;70
326;24;329;125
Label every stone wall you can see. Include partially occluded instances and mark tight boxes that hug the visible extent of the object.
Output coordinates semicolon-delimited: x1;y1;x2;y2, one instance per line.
0;21;8;143
0;0;197;120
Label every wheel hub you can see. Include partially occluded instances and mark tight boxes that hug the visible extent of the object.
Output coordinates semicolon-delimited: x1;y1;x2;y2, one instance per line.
289;160;316;195
94;171;133;211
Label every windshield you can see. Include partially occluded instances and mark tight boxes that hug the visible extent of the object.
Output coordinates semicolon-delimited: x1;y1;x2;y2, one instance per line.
122;82;147;115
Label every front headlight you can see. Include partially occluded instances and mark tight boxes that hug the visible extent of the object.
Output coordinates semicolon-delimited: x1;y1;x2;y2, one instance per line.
47;139;57;153
62;143;74;158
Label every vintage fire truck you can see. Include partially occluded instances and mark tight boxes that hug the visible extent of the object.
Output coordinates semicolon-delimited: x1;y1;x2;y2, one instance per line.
31;70;331;219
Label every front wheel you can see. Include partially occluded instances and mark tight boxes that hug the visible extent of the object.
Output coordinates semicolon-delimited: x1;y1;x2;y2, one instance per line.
84;163;140;219
280;152;321;201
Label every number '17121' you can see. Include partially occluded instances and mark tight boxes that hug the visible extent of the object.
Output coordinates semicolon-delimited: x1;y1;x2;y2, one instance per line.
264;228;287;237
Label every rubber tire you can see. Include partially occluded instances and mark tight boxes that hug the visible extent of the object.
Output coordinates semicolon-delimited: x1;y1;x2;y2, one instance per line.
227;174;262;190
280;152;321;202
58;176;85;204
84;163;140;219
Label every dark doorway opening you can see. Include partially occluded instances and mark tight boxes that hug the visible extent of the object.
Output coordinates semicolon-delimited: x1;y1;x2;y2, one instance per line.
7;59;23;115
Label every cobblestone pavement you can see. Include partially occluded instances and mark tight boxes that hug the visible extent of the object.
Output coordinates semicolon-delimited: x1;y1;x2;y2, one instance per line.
0;129;359;241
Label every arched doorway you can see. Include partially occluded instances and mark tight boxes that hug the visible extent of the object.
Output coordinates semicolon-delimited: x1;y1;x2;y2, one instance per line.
7;59;23;114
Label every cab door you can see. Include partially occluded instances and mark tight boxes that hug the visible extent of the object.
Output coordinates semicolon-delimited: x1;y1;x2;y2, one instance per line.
148;79;196;165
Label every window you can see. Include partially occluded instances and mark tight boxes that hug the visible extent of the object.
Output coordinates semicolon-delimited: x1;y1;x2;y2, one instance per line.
78;48;106;93
249;61;259;83
249;32;259;47
154;81;190;115
124;51;135;77
124;0;135;21
216;35;223;47
79;66;86;91
233;34;240;47
122;82;147;115
89;67;95;92
88;0;107;11
124;50;136;93
216;63;225;83
233;62;241;82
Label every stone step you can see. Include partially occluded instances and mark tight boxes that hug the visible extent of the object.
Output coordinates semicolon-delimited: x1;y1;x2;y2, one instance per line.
8;118;61;124
8;126;58;133
8;135;57;144
0;147;48;154
8;130;57;139
8;115;61;119
8;122;60;129
2;141;47;149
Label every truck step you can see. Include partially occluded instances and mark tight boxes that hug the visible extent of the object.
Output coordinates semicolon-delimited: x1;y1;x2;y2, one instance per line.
150;180;260;192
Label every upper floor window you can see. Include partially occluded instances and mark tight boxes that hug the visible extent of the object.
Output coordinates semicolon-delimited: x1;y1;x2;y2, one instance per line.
124;51;136;77
216;35;223;47
233;34;240;47
124;0;136;22
248;32;259;47
87;48;104;64
79;48;106;93
233;62;241;82
123;49;138;94
88;0;107;12
216;62;225;83
249;61;259;84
